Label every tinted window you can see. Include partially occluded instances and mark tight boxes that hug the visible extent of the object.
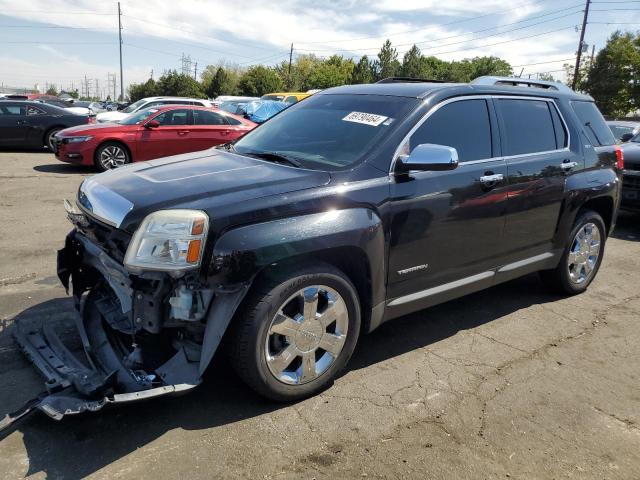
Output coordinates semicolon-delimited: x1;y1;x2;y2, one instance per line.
497;99;556;155
154;109;190;126
119;108;160;125
571;101;616;146
409;99;492;162
0;105;25;115
549;103;568;148
285;96;298;104
609;125;634;140
27;105;46;115
234;94;417;170
193;110;227;125
224;115;242;125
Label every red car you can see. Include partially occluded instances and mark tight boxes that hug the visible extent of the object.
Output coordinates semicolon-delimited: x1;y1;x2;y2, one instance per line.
53;105;256;170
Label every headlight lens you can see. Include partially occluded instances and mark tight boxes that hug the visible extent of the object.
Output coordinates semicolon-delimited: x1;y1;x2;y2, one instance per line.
66;135;93;143
124;210;209;272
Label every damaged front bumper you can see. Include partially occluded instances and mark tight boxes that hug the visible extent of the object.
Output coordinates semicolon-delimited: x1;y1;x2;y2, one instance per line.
2;229;247;432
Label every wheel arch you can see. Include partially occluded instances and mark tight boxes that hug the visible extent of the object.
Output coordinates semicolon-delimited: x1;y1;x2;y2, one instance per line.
94;139;133;165
579;196;615;234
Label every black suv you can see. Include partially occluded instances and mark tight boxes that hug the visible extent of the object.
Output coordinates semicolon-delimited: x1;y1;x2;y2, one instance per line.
8;76;623;424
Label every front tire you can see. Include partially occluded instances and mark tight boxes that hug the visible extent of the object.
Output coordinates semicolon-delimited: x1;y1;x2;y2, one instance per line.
229;263;361;401
540;209;606;295
94;141;130;171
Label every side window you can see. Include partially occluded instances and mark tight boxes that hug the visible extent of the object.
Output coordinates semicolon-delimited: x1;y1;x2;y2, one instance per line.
27;105;46;116
0;105;26;115
570;100;616;146
193;110;227;125
549;103;568;149
224;115;242;125
408;99;493;162
154;109;191;126
285;96;298;104
496;99;557;155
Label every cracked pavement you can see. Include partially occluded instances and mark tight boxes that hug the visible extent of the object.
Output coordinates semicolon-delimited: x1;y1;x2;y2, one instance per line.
1;151;639;479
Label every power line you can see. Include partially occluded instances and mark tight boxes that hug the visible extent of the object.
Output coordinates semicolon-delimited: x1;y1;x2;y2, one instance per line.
0;41;114;45
511;57;576;67
0;24;116;30
299;0;561;44
296;7;583;53
0;9;115;15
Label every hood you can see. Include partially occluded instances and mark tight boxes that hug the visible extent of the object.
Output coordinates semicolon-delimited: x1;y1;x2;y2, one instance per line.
77;149;331;233
96;111;127;122
59;122;132;136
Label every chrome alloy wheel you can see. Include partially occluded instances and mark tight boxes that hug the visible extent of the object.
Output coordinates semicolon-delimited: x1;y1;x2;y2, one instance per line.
265;286;349;385
99;145;127;169
567;222;601;285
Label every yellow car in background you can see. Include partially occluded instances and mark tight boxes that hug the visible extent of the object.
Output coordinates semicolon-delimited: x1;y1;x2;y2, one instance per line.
261;92;310;104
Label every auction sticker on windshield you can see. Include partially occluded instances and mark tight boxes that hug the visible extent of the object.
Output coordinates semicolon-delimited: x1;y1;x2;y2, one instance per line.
342;111;389;126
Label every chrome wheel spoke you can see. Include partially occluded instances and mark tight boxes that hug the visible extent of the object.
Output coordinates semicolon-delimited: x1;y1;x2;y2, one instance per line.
300;352;317;382
319;333;345;357
268;344;297;373
270;313;299;337
568;250;579;265
302;287;319;324
566;222;601;285
584;259;593;274
589;241;600;256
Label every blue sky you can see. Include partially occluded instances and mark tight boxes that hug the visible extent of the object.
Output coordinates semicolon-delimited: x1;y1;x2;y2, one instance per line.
0;0;638;96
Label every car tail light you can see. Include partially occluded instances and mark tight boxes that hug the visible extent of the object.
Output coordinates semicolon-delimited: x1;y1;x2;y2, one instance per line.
614;145;624;170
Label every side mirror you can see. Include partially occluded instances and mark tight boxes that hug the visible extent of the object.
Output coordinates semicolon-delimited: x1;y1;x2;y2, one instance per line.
620;133;634;143
394;143;459;174
145;120;160;129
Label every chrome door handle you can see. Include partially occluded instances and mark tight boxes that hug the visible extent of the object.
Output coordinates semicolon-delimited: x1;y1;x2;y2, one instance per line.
560;161;578;171
479;173;504;185
177;130;190;136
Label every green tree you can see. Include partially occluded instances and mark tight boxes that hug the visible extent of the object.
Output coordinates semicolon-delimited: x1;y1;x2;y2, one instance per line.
155;70;205;98
307;55;354;89
128;78;157;102
351;55;374;84
449;56;512;82
400;45;423;78
420;56;452;80
583;31;640;117
204;67;233;98
238;65;283;96
373;40;400;80
275;54;323;91
45;84;58;96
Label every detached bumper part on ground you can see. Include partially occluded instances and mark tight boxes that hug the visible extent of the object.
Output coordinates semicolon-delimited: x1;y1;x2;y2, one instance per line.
1;229;246;431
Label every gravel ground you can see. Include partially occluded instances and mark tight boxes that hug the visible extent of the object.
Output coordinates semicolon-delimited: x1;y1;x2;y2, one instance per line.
1;150;639;480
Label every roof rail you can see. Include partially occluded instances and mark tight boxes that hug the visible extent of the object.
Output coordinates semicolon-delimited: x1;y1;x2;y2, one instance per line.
376;77;446;84
471;76;574;93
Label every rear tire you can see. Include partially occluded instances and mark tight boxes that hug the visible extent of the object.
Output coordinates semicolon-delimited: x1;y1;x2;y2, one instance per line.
539;209;606;295
44;127;62;151
94;141;130;171
229;263;361;401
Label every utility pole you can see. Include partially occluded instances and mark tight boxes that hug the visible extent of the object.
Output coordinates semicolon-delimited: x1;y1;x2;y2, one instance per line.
590;44;595;64
118;2;124;101
288;43;293;87
572;0;591;90
150;69;154;80
194;62;198;80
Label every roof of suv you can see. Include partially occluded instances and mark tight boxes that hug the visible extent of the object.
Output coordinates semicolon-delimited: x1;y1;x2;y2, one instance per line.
322;76;592;101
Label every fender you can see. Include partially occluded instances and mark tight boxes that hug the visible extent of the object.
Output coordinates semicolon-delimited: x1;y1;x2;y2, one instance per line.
554;167;620;251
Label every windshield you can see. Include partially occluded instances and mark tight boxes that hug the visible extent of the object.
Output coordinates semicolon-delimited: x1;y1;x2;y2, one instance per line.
118;108;159;125
261;94;285;101
233;94;418;170
123;98;148;114
632;134;640;143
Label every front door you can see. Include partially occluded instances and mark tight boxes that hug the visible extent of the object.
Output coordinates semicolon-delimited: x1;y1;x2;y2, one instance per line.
494;98;573;262
0;103;28;145
387;98;508;313
137;108;193;160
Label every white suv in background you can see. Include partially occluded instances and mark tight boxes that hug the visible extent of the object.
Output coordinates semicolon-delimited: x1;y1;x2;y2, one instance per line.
96;97;214;123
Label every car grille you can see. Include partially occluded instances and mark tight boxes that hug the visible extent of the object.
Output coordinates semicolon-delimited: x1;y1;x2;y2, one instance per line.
623;174;640;190
75;213;131;264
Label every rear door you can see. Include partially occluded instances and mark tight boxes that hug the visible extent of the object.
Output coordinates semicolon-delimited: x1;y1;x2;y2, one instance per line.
0;103;28;145
190;109;234;150
137;108;193;160
387;97;509;312
496;97;575;262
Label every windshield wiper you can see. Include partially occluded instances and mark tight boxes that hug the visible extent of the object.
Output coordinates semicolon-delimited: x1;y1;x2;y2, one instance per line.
243;151;304;168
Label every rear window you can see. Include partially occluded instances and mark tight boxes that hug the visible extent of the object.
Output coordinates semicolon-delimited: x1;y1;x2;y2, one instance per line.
571;101;615;146
496;99;558;155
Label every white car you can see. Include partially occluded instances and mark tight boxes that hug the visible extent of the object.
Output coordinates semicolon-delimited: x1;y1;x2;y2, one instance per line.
96;97;214;123
212;95;259;107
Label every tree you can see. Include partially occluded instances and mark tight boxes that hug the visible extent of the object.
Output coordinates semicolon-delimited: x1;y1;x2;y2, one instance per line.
201;63;243;97
307;55;354;89
351;55;374;84
537;72;557;82
128;78;157;102
449;56;512;82
373;40;400;80
204;67;234;98
238;65;283;96
155;70;205;98
400;45;423;78
583;31;640;118
45;84;58;96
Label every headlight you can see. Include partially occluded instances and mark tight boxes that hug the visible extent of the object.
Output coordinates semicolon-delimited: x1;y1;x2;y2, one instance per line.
66;135;93;143
124;210;209;273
